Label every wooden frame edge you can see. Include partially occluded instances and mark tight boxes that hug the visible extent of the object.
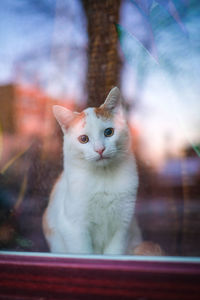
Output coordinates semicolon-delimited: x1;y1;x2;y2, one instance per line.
0;253;200;299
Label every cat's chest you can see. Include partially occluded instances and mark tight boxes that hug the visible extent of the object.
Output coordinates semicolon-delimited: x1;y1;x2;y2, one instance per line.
85;166;132;196
71;166;127;196
87;191;121;226
85;171;126;225
68;161;137;209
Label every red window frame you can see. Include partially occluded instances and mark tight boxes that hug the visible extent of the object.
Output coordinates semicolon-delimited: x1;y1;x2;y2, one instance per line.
0;253;200;299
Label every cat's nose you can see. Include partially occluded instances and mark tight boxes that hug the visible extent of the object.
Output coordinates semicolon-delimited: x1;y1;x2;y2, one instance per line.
95;147;105;156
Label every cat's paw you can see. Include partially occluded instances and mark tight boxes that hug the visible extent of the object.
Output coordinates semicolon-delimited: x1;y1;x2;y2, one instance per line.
132;241;165;256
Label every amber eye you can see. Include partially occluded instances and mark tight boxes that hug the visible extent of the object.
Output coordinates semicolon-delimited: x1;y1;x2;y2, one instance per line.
78;135;89;144
104;128;114;137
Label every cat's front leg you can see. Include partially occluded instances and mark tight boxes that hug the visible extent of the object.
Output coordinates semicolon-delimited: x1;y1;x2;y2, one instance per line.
103;228;128;255
59;220;93;255
44;219;93;254
46;231;68;253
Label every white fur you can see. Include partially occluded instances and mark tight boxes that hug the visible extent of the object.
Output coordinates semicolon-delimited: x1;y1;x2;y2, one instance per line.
43;87;142;254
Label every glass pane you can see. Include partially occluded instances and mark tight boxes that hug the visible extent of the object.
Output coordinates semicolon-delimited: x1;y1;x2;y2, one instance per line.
0;0;199;259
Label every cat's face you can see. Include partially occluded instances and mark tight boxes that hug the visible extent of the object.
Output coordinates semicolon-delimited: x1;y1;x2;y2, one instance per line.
53;87;130;167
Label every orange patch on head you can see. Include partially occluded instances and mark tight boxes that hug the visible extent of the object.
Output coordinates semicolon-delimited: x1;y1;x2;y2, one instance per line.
70;111;86;128
94;106;113;120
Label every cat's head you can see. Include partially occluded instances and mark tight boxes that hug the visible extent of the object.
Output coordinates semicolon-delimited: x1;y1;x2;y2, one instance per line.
53;87;130;167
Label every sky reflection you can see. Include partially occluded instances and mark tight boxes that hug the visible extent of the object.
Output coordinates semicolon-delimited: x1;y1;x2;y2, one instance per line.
120;0;200;164
0;0;87;103
0;1;200;256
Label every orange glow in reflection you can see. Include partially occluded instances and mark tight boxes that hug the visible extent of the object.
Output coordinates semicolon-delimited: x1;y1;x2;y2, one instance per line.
14;85;75;137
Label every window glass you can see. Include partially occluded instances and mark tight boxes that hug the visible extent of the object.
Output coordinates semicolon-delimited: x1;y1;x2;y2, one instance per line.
0;0;200;258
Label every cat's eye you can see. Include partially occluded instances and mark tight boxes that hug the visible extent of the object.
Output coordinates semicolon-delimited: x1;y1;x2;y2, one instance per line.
104;127;114;137
78;135;89;144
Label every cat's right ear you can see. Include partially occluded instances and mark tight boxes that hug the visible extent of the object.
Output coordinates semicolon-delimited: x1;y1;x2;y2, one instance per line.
53;105;74;133
102;87;121;112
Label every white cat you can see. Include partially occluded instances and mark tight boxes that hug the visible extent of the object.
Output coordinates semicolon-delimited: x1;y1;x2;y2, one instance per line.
43;87;142;255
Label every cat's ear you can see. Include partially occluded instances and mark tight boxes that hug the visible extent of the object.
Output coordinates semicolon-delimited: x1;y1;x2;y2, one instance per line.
53;105;74;133
102;87;121;111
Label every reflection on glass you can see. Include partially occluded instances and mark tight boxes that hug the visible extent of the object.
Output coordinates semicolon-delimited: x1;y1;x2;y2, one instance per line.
0;0;200;257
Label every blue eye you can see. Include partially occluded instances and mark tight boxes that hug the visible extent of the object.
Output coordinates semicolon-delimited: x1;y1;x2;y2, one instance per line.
104;128;114;137
78;135;89;144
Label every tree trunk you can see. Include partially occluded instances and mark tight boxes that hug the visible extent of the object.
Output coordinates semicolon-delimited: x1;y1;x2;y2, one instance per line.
82;0;121;107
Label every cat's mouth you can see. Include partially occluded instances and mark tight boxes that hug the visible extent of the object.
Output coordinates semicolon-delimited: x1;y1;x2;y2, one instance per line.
96;155;110;162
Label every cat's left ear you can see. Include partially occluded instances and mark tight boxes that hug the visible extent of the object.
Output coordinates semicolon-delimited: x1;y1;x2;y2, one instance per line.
53;105;74;133
102;87;122;112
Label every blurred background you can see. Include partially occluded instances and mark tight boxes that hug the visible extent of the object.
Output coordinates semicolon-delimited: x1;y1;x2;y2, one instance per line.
0;0;200;256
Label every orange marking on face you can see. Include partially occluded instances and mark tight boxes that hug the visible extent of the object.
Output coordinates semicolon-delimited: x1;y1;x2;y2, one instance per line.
94;106;112;120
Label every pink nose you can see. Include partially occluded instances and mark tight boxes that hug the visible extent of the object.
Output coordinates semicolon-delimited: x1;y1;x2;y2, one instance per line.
95;147;105;156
